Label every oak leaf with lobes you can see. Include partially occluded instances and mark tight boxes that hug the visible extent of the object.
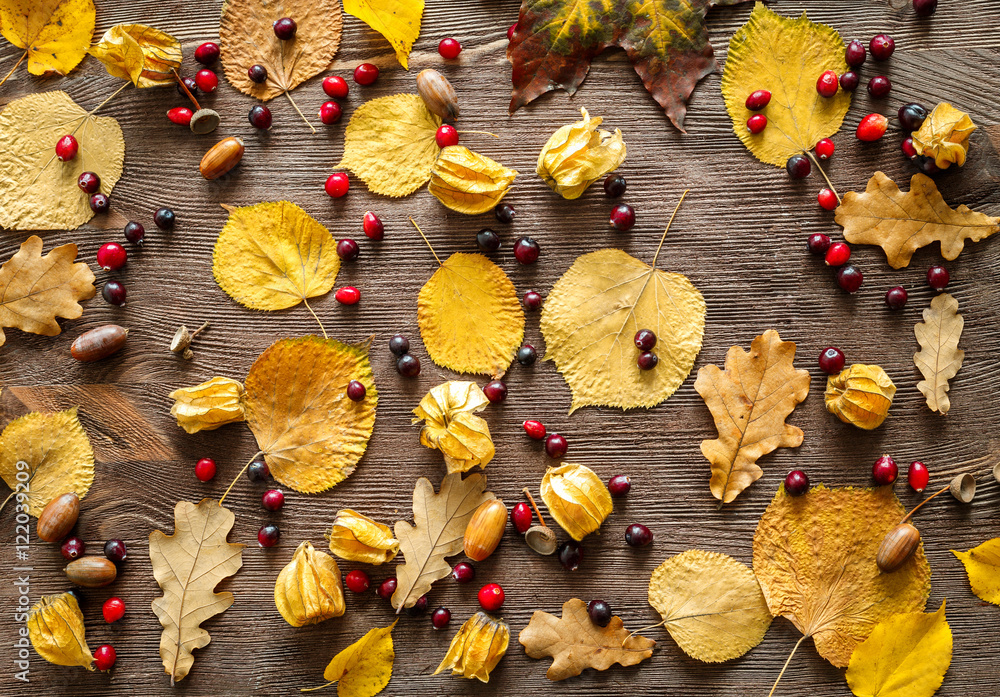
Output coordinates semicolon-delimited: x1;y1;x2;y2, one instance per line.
914;293;964;415
0;0;95;79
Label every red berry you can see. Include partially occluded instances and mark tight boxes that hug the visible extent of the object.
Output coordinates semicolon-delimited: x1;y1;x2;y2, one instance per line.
376;577;397;598
873;454;898;485
452;562;475;583
248;105;272;129
55;134;79;162
102;279;126;305
825;242;851;266
608;475;631;497
258;523;280;547
195;42;220;65
836;265;863;294
345;569;370;593
325;172;350;198
839;71;860;92
61;536;86;560
431;607;451;628
511;502;533;533
90;193;110;214
347;380;366;402
545;433;568;458
819;347;845;375
94;644;116;671
901;137;918;159
104;539;127;562
97;242;127;271
523;419;546;440
195;69;218;93
335;286;360;305
610;203;635;231
857;113;888;142
867;75;891;98
523;290;543;310
745;89;771;111
406;595;428;616
77;171;100;193
785;470;809;496
103;597;125;623
248;64;268;83
927;265;949;291
362;211;384;240
885;286;908;310
353;63;379;85
436;124;459;148
262;489;284;511
438;38;461;59
513;237;540;264
319;101;342;125
507;23;517;41
815;138;835;160
634;329;657;351
477;583;504;612
273;17;297;40
637;351;658;370
807;233;832;256
786;154;811;178
747;114;767;134
870;34;895;61
323;75;349;99
195;457;216;482
483;379;507;403
817;188;838;211
167;107;193;126
816;70;839;97
337;238;360;261
625;523;653;547
908;461;930;492
845;39;867;68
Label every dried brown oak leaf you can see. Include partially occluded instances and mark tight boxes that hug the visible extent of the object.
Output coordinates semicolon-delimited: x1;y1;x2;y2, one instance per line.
519;598;655;680
836;172;1000;269
694;330;810;504
753;485;931;668
914;293;964;415
0;236;96;347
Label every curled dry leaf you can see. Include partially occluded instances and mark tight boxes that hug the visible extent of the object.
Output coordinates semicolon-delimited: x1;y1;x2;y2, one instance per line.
846;601;952;697
88;24;181;87
274;541;345;627
695;330;810;504
825;364;896;430
149;499;245;685
412;381;495;473
429;146;518;215
434;612;509;683
540;463;612;541
836;172;999;269
537;108;626;199
392;472;495;611
0;408;94;516
27;592;93;670
914;293;964;415
418;254;525;375
327;509;400;565
721;3;850;167
314;621;397;697
753;485;931;667
951;538;1000;606
213;201;340;312
0;92;124;230
648;549;772;663
169;376;246;434
0;0;95;77
343;0;423;69
519;598;655;681
913;103;976;170
338;94;441;197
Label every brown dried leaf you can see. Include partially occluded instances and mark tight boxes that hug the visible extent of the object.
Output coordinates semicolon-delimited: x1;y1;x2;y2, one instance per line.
914;293;964;415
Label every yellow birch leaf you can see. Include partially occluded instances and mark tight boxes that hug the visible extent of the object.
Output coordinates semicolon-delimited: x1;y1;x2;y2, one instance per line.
825;363;896;430
846;601;952;697
694;330;811;504
337;94;441;197
0;91;125;230
243;336;377;494
540;248;705;414
0;407;94;516
169;376;246;435
648;549;772;662
212;201;340;311
27;592;93;670
912;103;976;169
434;612;509;683
316;621;397;697
274;540;345;627
428;146;518;215
149;499;245;685
343;0;423;69
537;108;626;200
753;485;931;668
540;463;612;541
721;3;851;167
0;0;95;77
418;253;524;375
913;293;964;415
327;509;399;565
952;539;1000;605
412;381;494;473
88;24;182;87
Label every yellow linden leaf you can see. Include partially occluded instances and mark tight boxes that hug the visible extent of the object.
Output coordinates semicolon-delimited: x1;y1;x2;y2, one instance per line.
540;247;705;414
435;612;509;683
337;94;441;197
428;146;518;215
846;602;951;697
314;621;397;697
721;2;850;167
540;463;612;541
952;539;1000;605
274;540;345;627
0;0;95;77
537;108;626;200
212;201;340;312
27;592;93;670
0;408;94;516
343;0;423;69
243;336;377;494
913;103;976;170
412;381;495;473
88;24;182;87
0;91;125;230
648;549;772;663
418;253;525;375
327;509;399;565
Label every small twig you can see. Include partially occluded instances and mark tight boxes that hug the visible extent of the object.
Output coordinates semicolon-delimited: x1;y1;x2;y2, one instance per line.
303;298;327;338
173;69;202;111
805;151;840;204
218;452;263;507
0;490;17;516
0;50;27;88
456;129;500;139
410;218;442;265
189;321;209;340
651;190;688;269
521;488;547;527
768;634;807;697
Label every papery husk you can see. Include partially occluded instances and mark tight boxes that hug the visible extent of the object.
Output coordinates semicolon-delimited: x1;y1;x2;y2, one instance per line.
169;376;246;434
433;612;509;682
537;108;626;199
824;364;896;430
327;509;399;565
540;463;613;541
274;541;346;627
27;592;94;669
912;103;976;170
428;146;517;215
412;381;495;473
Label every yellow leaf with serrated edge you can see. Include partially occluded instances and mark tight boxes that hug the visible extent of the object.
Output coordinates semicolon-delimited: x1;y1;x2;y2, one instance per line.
328;510;399;565
88;24;181;87
435;612;509;683
914;293;964;415
338;94;441;196
540;248;705;414
412;381;494;473
274;541;345;627
169;377;246;435
537;108;626;200
429;146;518;215
244;337;377;494
846;601;951;697
952;539;1000;605
0;408;94;516
0;91;125;230
314;621;396;697
721;3;850;167
648;549;772;663
913;103;976;170
418;253;524;375
27;592;93;670
754;485;931;668
540;463;612;541
0;0;94;77
212;201;340;311
343;0;422;69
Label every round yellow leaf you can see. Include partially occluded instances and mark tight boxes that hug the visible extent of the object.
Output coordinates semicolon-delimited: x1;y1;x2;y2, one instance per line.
0;0;95;77
952;539;1000;606
320;621;397;696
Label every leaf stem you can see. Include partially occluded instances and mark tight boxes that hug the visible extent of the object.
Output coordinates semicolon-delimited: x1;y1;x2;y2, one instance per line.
218;451;263;507
651;190;688;269
899;481;953;524
300;681;335;693
173;69;201;111
303;298;327;338
410;218;442;265
284;89;316;133
768;634;807;697
625;619;666;644
0;50;27;88
521;488;547;527
805;151;840;204
0;490;17;516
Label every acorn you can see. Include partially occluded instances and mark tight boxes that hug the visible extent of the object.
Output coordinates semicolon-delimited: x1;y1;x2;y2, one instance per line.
71;325;128;362
463;498;507;562
199;136;244;180
876;523;921;573
36;493;80;542
64;557;117;588
416;69;459;121
949;473;976;503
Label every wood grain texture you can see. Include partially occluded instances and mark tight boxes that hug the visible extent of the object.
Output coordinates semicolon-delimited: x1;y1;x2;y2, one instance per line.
2;0;1000;695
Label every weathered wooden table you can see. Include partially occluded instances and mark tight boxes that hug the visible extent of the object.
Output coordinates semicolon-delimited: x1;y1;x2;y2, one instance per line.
2;0;999;694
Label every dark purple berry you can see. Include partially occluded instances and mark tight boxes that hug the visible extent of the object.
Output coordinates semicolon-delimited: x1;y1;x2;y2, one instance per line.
494;203;515;224
397;354;420;377
898;103;928;132
61;537;86;560
77;171;100;193
545;433;568;458
248;64;268;83
807;233;831;256
347;380;366;401
927;265;949;291
273;17;297;40
513;237;539;264
625;523;653;547
104;539;127;562
89;193;109;213
870;34;895;61
102;280;126;306
176;76;198;97
477;228;500;252
785;470;809;496
603;174;627;198
819;347;845;375
483;379;507;403
916;155;940;175
587;600;612;627
634;329;656;351
517;344;537;366
836;265;863;294
873;454;898;485
258;523;280;547
839;71;860;92
431;607;451;629
845;39;866;68
153;207;175;230
248;455;270;482
913;0;937;16
558;541;583;571
248;105;272;129
867;75;891;98
337;238;359;261
405;595;428;616
124;222;145;244
389;334;409;356
885;286;908;309
786;154;811;178
608;475;631;497
376;577;397;599
451;561;475;583
609;203;635;231
637;351;658;370
522;291;542;311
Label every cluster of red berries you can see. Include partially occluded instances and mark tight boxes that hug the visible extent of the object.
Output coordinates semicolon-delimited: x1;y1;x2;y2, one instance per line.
872;454;931;491
604;173;634;231
389;334;421;377
243;455;284;547
364;562;501;628
167;42;221;130
807;235;863;294
94;207;174;306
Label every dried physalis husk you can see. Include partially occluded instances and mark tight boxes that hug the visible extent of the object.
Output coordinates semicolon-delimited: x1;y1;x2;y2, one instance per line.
993;462;1000;485
274;541;346;627
537;108;626;200
428;146;517;215
327;509;400;565
434;612;510;683
412;381;495;473
949;473;976;503
169;376;246;434
27;592;94;670
912;103;976;170
824;364;896;430
540;463;613;541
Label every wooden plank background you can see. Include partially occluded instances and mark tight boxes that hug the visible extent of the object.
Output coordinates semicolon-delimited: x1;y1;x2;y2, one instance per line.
2;0;1000;695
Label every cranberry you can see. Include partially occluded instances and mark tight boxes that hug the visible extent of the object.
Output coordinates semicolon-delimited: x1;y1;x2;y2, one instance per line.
248;455;270;482
345;569;370;593
517;344;537;366
431;607;452;628
747;114;767;134
363;211;384;240
608;475;631;497
177;75;198;96
637;351;658;370
60;537;86;560
522;290;542;310
908;461;930;492
817;188;838;211
839;71;860;92
625;523;653;547
815;138;835;160
494;202;516;223
258;523;280;547
97;242;127;271
376;577;397;598
476;228;500;252
337;238;360;261
523;419;546;440
436;124;459;148
55;134;78;161
389;334;410;356
845;39;867;67
786;154;811;178
916;155;940;175
508;23;517;41
870;34;895;61
319;101;342;124
807;233;831;256
927;265;949;291
104;539;128;562
195;457;216;481
94;644;116;671
819;347;845;375
545;433;567;458
335;286;361;305
816;70;839;97
323;75;349;99
153;207;175;229
558;541;583;571
195;69;218;93
405;595;428;615
885;286;908;310
483;379;507;403
354;63;379;85
123;222;145;246
825;241;851;266
898;103;928;132
913;0;937;16
248;64;268;83
438;38;461;59
784;470;809;496
195;42;220;65
325;172;350;198
603;173;627;197
103;597;125;623
745;89;771;111
78;171;101;193
511;502;533;533
347;379;366;402
102;280;126;306
873;454;898;485
609;203;635;231
857;113;888;142
262;489;284;511
273;17;297;40
478;583;504;611
867;75;891;98
89;193;110;213
451;561;475;583
836;265;863;294
587;599;612;627
901;137;918;159
397;354;420;377
513;237;540;264
634;329;656;351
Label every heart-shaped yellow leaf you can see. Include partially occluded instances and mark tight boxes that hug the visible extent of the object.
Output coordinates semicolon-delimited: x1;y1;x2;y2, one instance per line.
343;0;422;69
952;539;1000;606
0;0;95;77
314;621;397;697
